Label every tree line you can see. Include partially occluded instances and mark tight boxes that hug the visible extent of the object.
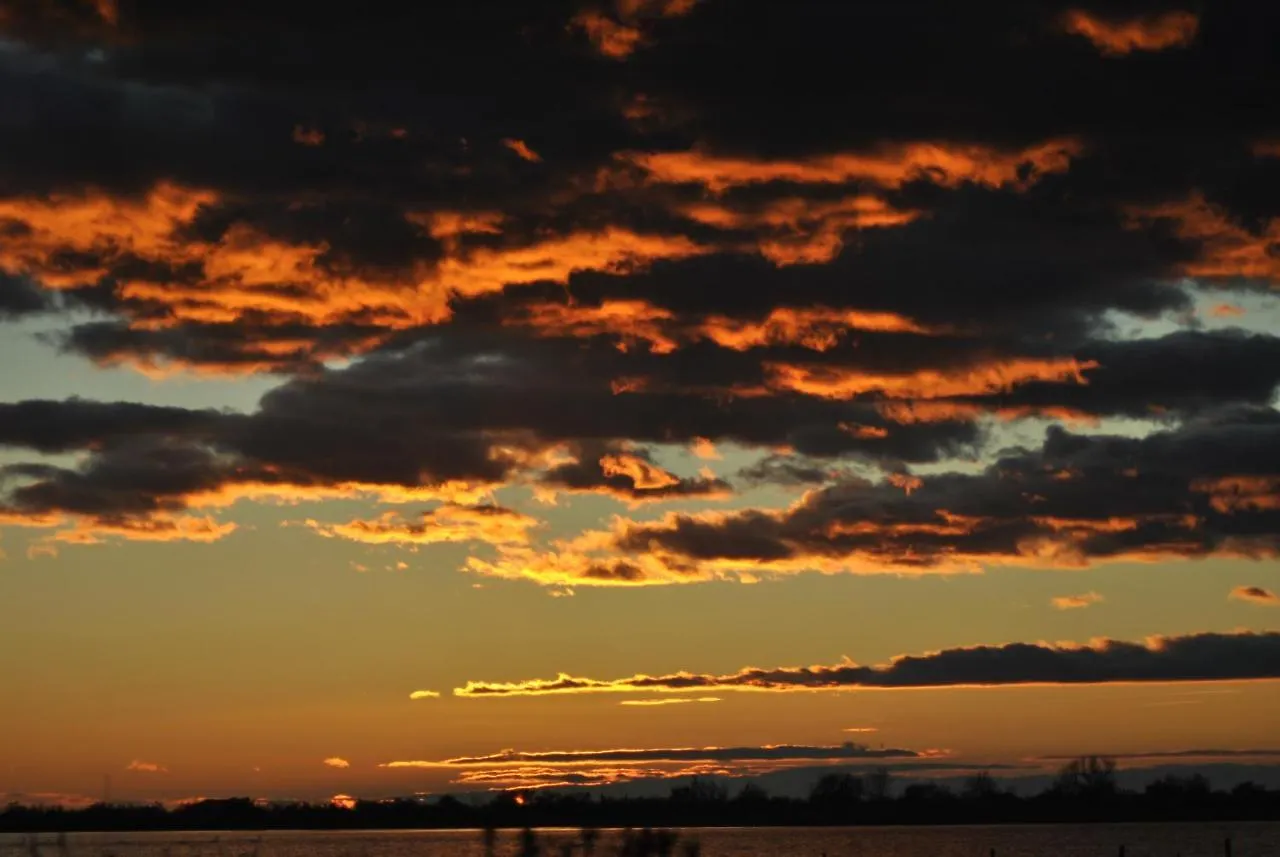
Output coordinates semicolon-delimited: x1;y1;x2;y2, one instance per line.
3;757;1279;832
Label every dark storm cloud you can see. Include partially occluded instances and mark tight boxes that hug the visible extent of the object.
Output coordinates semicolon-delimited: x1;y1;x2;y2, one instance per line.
6;323;1280;546
0;399;227;453
454;630;1280;696
539;441;732;503
0;271;51;317
593;407;1280;576
2;0;1280;567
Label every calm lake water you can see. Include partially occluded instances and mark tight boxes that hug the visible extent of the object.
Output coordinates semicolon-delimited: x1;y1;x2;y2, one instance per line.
3;824;1278;857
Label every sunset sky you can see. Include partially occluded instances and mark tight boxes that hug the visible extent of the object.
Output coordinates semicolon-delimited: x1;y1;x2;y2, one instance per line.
2;0;1280;807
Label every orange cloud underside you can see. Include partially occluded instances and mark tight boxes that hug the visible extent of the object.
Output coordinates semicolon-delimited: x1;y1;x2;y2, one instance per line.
0;185;709;373
1127;194;1280;283
618;139;1082;193
1062;9;1199;56
762;357;1098;400
306;504;539;547
506;301;941;353
1192;476;1280;514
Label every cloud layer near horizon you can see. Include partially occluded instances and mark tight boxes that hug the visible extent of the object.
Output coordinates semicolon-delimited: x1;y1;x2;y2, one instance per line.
453;631;1280;697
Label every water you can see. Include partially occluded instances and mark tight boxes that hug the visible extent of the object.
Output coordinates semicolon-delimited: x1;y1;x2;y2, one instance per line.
3;823;1277;857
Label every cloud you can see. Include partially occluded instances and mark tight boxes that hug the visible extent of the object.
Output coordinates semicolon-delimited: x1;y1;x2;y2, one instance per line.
570;0;699;59
1052;592;1104;610
409;690;441;700
305;505;539;547
0;792;99;809
323;757;351;769
619;697;721;706
1062;9;1199;56
463;407;1280;587
616;139;1082;194
125;760;167;773
423;743;924;766
501;138;542;163
0;272;53;317
1036;748;1280;761
376;741;1022;791
454;630;1280;697
1230;586;1280;606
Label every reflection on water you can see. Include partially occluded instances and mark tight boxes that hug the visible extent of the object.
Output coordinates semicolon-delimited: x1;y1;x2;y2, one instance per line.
2;823;1277;857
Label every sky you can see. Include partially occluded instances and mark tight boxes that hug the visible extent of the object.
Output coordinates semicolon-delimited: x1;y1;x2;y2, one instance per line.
2;0;1280;808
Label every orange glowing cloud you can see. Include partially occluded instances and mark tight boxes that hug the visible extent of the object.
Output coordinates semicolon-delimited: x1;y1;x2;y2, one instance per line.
1127;194;1280;284
187;478;498;510
762;357;1098;400
292;125;325;146
305;504;539;547
1062;9;1198;56
503;300;680;353
690;437;720;460
572;0;698;59
599;453;682;490
1052;591;1105;610
699;306;941;350
125;760;168;773
0;183;710;376
1229;586;1279;606
618;138;1082;194
1192;476;1280;514
424;227;708;303
92;0;118;24
571;10;644;58
506;301;940;354
0;182;216;289
13;513;238;550
323;757;351;769
680;195;919;265
502;138;542;163
409;690;442;700
619;697;721;706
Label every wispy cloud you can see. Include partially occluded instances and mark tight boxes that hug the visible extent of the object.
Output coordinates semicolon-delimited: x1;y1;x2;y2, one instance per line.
409;690;442;700
619;697;721;706
1061;9;1199;55
323;757;351;769
125;760;167;773
1037;748;1280;761
1052;591;1104;610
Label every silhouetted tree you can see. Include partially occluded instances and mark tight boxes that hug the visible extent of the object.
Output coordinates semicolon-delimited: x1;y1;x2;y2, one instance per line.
809;773;864;810
962;771;1003;800
1146;773;1211;801
1052;755;1118;799
670;777;727;804
864;767;893;801
903;782;954;802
